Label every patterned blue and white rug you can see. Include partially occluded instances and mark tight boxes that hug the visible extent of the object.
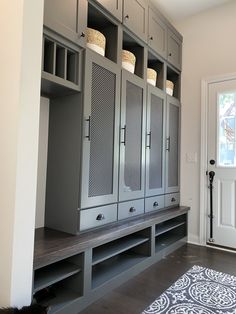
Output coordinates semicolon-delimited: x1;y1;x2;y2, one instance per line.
142;265;236;314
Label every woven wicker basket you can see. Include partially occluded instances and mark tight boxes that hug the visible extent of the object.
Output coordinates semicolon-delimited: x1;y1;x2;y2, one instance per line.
122;50;136;73
147;68;157;86
166;80;174;96
86;28;106;56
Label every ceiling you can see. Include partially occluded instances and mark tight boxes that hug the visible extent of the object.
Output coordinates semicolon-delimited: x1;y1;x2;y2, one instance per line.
152;0;232;23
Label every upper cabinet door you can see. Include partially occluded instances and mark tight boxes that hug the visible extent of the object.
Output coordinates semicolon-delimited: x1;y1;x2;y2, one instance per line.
167;29;182;70
80;50;121;209
44;0;87;47
146;85;165;197
123;0;148;43
148;8;167;59
165;96;180;194
119;70;146;201
95;0;123;21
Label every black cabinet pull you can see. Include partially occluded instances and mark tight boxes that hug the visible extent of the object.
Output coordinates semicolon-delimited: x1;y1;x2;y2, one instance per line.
166;136;170;151
149;36;153;40
153;201;159;207
171;197;176;202
121;125;126;145
80;32;85;38
169;52;172;57
96;213;105;221
85;116;91;141
146;132;152;149
124;14;129;19
129;207;136;213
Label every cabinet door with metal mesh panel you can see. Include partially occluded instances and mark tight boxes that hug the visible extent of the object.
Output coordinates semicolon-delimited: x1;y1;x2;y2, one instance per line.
80;50;120;208
146;85;165;197
165;95;180;193
119;70;146;201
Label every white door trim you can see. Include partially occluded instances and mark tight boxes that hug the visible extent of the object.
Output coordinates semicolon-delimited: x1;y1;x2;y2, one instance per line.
200;72;236;245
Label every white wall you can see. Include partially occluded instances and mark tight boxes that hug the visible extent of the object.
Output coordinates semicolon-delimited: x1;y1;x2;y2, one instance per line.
0;0;44;307
175;1;236;243
35;98;49;228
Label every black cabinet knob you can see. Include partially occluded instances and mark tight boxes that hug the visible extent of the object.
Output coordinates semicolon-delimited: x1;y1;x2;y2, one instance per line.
96;213;105;221
149;36;153;40
169;52;172;57
171;197;176;202
153;201;159;207
210;159;215;165
129;207;136;213
124;14;129;19
80;31;85;38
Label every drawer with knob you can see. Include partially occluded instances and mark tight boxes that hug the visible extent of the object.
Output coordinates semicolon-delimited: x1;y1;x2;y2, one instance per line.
145;195;164;213
164;193;180;208
79;204;117;231
118;199;144;221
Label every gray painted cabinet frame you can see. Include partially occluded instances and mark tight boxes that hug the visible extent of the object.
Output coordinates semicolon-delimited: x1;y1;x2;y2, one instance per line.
145;85;166;197
80;50;121;209
119;69;146;201
165;95;180;193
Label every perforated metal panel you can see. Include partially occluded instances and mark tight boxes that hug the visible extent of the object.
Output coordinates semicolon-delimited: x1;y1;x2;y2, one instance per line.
88;63;116;197
149;94;163;189
124;81;143;192
168;104;179;187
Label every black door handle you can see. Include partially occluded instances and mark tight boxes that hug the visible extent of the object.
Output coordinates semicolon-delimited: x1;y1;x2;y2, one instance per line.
209;171;215;184
208;170;215;242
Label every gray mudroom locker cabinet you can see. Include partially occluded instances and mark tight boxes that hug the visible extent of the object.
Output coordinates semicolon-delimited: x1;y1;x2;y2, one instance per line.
43;0;183;235
34;1;187;313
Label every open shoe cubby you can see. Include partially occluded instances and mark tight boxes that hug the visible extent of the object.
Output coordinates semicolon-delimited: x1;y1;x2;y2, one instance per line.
33;254;83;313
42;34;81;96
166;65;181;99
91;228;151;289
147;50;165;90
122;31;145;79
155;214;187;253
87;2;119;63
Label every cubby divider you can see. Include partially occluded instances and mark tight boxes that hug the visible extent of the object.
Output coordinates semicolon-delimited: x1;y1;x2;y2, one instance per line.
42;34;81;96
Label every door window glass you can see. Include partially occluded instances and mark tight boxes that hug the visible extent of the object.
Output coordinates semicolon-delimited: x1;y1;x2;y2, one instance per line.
218;92;236;167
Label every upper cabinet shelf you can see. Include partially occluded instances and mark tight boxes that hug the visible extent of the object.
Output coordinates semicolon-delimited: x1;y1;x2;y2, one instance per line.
87;1;119;63
123;0;148;43
148;7;167;59
43;0;87;47
167;29;182;70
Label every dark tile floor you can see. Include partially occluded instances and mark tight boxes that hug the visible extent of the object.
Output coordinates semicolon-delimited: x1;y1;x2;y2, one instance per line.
80;244;236;314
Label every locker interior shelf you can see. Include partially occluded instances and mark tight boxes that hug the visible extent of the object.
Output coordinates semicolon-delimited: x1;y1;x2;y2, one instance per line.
155;221;186;236
41;286;80;314
92;235;149;265
155;224;186;253
92;252;147;289
166;65;180;99
34;261;81;293
87;1;118;63
123;31;145;79
147;50;165;90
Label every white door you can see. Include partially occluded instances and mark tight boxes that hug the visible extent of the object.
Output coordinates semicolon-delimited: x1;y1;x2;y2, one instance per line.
207;78;236;248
